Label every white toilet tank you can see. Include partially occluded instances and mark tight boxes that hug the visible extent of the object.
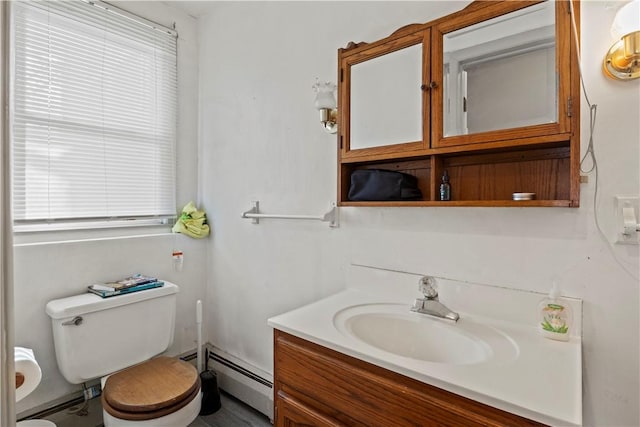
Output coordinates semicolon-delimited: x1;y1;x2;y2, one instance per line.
45;282;179;384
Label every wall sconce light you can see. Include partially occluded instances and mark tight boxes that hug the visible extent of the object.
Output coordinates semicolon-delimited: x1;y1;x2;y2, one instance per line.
604;0;640;80
313;78;338;134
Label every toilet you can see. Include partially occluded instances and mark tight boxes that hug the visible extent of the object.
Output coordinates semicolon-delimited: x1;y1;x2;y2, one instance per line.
45;282;201;426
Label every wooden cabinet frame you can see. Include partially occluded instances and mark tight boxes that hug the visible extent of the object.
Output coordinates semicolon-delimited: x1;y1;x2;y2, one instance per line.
337;0;580;208
274;330;547;426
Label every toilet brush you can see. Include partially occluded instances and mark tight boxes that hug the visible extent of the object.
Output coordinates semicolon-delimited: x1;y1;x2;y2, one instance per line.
197;300;203;373
197;300;222;415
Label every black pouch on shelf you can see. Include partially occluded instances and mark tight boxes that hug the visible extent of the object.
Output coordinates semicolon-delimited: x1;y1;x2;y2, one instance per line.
348;169;422;201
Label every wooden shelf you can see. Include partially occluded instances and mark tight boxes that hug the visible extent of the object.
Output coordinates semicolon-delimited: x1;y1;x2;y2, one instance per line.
339;143;574;207
340;200;574;207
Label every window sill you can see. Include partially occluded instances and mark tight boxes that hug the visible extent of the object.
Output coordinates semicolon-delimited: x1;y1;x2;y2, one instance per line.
13;219;177;246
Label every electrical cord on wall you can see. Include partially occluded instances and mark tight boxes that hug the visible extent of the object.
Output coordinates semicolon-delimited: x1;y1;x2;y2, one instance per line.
568;1;639;281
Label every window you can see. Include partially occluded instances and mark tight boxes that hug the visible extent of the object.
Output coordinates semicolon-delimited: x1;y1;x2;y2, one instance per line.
11;0;177;230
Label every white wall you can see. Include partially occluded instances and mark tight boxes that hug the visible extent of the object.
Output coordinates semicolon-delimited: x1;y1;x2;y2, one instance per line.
198;2;639;427
12;2;206;415
198;0;467;380
1;2;18;424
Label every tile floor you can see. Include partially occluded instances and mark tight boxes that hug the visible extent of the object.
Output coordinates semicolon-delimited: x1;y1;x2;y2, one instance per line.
39;391;272;427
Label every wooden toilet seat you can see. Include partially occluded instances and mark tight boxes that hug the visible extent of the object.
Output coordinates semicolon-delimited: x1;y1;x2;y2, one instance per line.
101;357;200;421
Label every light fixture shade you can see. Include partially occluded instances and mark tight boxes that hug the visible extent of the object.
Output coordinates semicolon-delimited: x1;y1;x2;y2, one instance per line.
312;79;338;133
314;92;336;110
604;0;640;80
611;0;640;39
312;80;337;110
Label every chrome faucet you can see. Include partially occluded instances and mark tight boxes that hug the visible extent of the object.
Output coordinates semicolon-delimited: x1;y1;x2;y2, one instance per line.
411;276;459;322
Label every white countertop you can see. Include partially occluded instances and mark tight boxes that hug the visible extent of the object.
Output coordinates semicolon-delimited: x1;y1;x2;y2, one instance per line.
268;267;582;426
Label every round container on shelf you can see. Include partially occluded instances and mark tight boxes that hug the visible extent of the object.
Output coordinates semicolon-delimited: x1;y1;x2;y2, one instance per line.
512;192;536;201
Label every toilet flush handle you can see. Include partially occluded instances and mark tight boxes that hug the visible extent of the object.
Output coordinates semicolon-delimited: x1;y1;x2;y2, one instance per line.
62;316;83;326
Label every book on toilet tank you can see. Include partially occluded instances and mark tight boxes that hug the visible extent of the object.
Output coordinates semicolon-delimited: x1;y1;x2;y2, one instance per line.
87;280;164;298
91;274;159;291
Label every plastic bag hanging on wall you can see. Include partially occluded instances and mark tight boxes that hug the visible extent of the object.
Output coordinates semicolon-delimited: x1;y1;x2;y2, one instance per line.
172;201;210;239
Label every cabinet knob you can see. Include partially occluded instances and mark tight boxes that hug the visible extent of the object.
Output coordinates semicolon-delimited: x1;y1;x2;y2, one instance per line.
420;82;438;91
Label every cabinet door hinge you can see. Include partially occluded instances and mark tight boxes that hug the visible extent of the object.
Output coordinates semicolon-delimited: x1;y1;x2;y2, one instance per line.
340;135;343;149
567;96;573;117
340;68;344;82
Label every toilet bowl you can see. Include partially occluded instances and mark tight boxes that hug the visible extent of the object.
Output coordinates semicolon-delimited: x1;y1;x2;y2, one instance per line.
100;357;201;426
46;283;199;427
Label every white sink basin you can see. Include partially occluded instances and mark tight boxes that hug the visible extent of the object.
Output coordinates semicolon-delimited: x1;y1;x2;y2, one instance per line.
333;303;518;365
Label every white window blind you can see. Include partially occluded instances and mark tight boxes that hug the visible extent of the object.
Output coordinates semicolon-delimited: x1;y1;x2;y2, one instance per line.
11;0;177;227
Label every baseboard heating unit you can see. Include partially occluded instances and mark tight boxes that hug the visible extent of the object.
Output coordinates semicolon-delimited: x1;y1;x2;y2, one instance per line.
204;344;274;421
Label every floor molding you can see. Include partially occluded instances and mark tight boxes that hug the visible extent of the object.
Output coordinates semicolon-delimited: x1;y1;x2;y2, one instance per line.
204;344;274;421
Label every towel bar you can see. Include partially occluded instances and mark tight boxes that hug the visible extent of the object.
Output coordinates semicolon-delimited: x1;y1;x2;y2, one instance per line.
241;201;338;228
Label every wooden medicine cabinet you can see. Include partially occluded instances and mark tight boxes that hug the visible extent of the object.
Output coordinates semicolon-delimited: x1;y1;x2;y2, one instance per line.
337;0;580;207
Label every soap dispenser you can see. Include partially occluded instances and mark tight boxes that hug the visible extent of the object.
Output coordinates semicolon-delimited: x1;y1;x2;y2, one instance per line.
538;282;572;342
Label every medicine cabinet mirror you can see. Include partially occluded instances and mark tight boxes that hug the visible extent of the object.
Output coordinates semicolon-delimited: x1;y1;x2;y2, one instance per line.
337;0;579;208
432;0;572;148
441;1;556;137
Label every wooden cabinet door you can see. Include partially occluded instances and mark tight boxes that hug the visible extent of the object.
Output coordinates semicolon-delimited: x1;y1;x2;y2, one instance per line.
431;0;575;149
339;29;431;162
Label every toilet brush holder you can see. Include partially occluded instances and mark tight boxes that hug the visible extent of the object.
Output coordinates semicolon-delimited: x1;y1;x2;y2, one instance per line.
199;369;221;415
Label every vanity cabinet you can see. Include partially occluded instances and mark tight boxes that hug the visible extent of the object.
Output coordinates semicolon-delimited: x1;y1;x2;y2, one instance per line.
337;0;580;207
273;330;546;427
